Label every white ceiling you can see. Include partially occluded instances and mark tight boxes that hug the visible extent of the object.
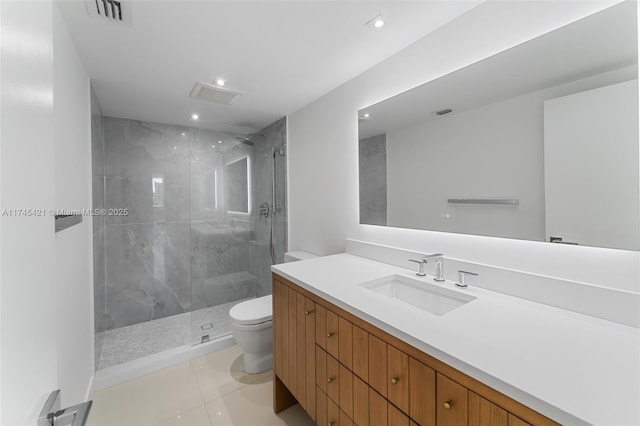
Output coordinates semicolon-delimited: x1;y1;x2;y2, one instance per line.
58;0;481;134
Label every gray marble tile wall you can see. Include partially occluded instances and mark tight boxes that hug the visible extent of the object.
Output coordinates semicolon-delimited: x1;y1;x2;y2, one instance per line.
359;133;387;226
90;86;106;367
99;117;287;331
250;118;287;297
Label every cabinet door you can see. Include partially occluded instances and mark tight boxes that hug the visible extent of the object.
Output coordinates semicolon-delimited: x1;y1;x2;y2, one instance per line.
273;281;283;378
368;335;387;398
369;388;388;426
296;292;307;406
339;316;353;369
327;354;340;404
340;364;354;419
469;392;508;426
305;298;316;420
409;357;435;425
352;325;369;382
327;310;340;358
387;345;409;414
388;402;410;426
437;373;468;426
287;286;298;397
280;283;290;385
353;376;369;426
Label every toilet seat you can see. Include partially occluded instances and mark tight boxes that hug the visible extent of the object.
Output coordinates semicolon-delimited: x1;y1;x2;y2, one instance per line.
229;295;272;326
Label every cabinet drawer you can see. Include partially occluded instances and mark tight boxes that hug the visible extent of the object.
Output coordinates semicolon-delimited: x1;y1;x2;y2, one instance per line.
409;357;435;425
469;391;508;426
368;334;388;398
339;316;353;369
328;397;340;426
353;376;369;426
327;353;340;403
317;345;327;393
369;387;388;426
327;309;340;358
317;386;328;426
352;325;369;382
387;345;409;414
437;373;468;426
316;304;327;349
340;364;354;419
388;402;410;426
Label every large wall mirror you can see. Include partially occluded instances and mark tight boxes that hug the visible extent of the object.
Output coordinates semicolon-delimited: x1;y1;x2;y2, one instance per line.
358;1;639;251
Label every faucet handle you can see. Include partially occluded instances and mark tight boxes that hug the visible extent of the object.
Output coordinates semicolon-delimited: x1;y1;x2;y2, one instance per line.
408;259;426;276
456;270;478;288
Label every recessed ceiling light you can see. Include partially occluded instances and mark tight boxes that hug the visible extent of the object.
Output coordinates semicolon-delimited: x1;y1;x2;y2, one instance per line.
191;114;199;120
215;78;226;86
181;132;186;136
211;145;216;148
366;14;386;29
363;113;371;118
218;140;222;144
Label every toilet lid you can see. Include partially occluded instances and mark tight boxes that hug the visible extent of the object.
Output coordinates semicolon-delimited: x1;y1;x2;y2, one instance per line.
229;295;272;325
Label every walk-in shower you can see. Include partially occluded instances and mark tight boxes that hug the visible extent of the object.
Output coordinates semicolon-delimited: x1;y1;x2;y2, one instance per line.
91;95;287;373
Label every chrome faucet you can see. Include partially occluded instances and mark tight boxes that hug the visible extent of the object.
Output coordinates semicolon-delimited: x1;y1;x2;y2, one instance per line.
408;259;426;276
456;270;478;288
408;253;445;281
423;253;445;282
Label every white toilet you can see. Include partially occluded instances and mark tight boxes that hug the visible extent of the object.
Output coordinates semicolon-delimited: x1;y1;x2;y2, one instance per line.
229;251;317;374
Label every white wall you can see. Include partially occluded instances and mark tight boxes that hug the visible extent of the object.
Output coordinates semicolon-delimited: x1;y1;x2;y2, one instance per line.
0;1;94;423
53;3;94;405
544;79;639;251
0;1;58;424
288;0;640;293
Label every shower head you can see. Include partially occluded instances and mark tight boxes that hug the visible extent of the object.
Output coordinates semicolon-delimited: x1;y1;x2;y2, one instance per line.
235;132;264;146
235;136;254;146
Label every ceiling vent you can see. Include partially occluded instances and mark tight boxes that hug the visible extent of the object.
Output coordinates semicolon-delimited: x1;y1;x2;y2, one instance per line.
190;82;243;106
85;0;132;26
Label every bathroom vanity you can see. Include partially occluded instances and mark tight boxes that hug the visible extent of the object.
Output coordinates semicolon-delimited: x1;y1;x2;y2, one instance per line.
271;254;639;425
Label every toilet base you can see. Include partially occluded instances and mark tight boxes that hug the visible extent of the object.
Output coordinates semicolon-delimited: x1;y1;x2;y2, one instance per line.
242;351;273;374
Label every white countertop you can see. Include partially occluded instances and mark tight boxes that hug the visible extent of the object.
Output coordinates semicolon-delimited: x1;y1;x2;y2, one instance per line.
272;253;640;426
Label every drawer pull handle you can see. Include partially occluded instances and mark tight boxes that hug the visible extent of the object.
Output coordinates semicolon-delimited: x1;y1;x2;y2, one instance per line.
327;377;334;383
327;332;333;338
328;422;334;426
305;310;314;315
391;377;399;385
443;401;453;410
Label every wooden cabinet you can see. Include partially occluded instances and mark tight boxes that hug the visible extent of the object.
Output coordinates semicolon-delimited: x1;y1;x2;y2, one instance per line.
409;357;436;425
437;373;469;426
272;278;316;420
273;274;558;426
387;345;409;414
368;334;387;398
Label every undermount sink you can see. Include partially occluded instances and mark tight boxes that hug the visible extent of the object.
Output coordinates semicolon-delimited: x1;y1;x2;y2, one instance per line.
359;274;476;316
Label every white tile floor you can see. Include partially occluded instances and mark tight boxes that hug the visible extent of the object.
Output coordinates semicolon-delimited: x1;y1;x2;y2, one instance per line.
88;345;314;426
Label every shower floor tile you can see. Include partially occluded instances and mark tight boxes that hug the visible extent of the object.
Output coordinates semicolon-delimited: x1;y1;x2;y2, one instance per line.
98;300;251;370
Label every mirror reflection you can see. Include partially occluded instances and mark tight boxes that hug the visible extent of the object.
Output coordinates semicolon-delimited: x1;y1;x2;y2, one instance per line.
358;1;639;250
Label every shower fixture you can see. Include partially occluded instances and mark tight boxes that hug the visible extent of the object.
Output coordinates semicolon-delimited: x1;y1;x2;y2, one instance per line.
235;132;265;146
